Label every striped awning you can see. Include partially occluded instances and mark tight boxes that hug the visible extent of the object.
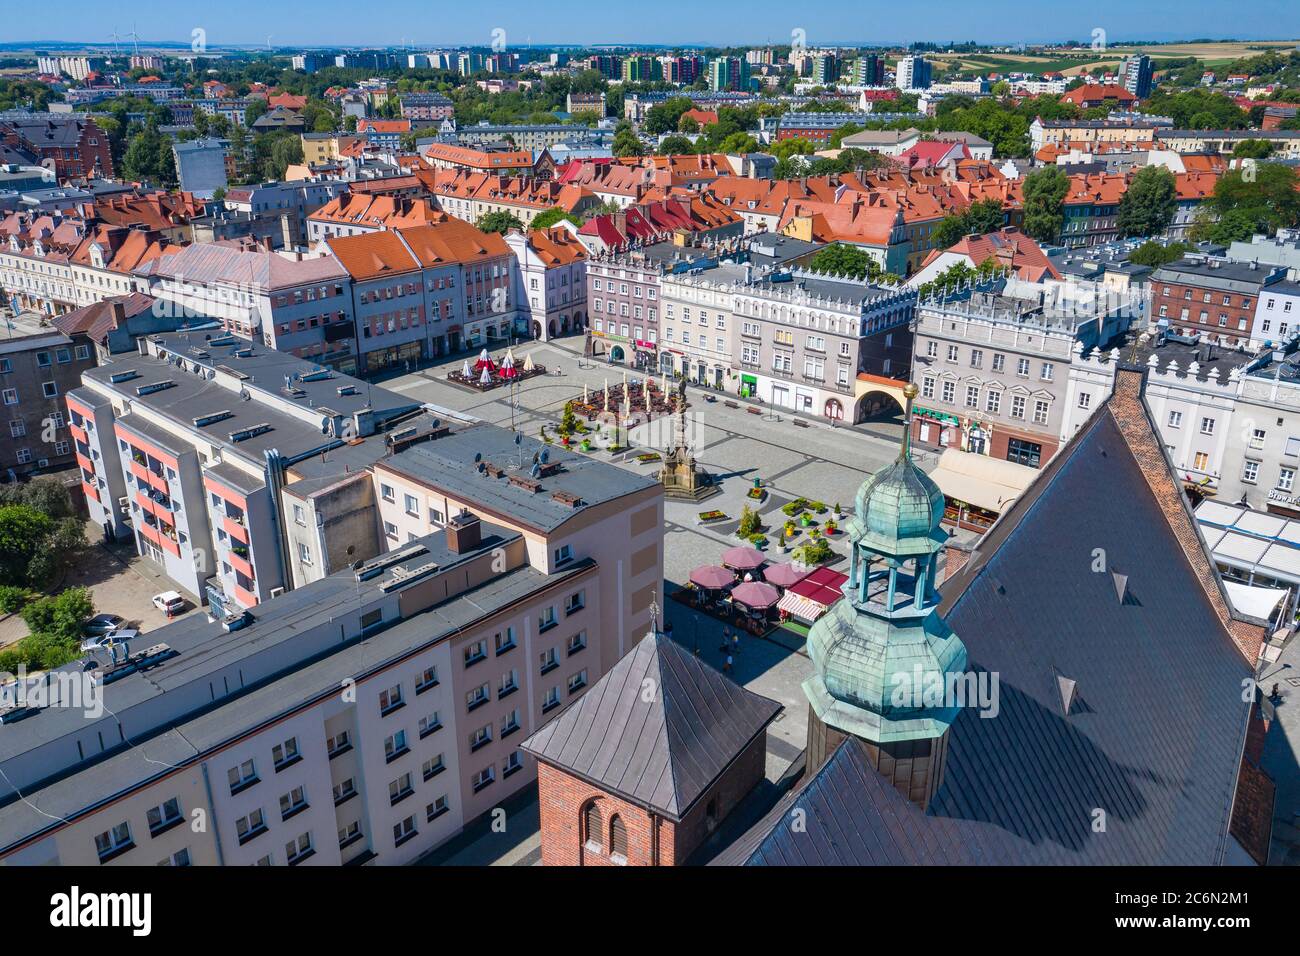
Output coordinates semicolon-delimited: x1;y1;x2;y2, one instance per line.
778;591;826;623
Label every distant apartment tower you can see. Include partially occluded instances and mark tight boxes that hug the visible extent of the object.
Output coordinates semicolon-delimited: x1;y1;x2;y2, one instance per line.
1121;55;1154;100
709;57;751;93
810;53;841;86
895;55;932;91
621;56;662;84
852;54;886;87
586;55;623;80
292;52;334;74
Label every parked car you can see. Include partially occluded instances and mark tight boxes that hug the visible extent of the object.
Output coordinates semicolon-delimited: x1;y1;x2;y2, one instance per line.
82;614;125;636
80;628;139;654
152;592;186;617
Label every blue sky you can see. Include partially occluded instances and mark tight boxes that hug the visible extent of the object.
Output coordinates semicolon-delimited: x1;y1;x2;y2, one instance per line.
4;1;1300;48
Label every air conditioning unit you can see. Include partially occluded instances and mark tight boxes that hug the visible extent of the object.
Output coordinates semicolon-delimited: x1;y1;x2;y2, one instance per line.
269;587;285;599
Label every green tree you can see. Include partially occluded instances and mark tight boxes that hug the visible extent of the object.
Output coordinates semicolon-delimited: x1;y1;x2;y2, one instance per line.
0;505;53;586
737;505;761;538
1117;166;1177;238
932;198;1006;249
1233;139;1274;159
1020;166;1070;244
808;243;880;281
656;134;696;155
120;127;176;186
612;125;645;157
477;211;524;234
1128;240;1190;268
1195;163;1300;242
530;207;581;231
243;98;269;126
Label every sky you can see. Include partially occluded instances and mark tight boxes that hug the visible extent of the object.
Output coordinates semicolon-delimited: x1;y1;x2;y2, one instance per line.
3;0;1300;48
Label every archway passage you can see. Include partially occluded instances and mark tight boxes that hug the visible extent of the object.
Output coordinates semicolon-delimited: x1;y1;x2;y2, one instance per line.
610;345;626;363
854;389;904;424
548;319;558;339
533;320;544;341
825;398;844;421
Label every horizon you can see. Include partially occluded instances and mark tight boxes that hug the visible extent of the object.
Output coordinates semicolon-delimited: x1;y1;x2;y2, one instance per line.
3;0;1300;49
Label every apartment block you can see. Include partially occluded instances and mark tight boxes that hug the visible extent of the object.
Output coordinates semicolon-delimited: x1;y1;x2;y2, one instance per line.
505;226;588;342
68;331;430;613
1151;256;1287;349
0;312;96;478
0;501;654;866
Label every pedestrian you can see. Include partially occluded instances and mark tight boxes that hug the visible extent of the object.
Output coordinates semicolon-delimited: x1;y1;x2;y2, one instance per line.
724;654;733;673
720;627;731;654
732;633;740;654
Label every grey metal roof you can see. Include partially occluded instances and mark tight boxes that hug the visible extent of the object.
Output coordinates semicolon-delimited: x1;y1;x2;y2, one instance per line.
720;406;1254;865
522;631;781;821
381;424;659;533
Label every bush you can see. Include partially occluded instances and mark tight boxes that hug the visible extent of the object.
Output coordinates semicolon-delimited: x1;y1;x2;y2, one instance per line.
0;584;31;613
782;498;810;517
795;537;833;565
737;505;761;538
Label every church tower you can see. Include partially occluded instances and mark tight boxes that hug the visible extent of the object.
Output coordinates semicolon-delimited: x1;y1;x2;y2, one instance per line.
803;383;968;808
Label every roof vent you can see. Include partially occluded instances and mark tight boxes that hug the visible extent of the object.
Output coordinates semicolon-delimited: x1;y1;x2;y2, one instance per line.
1111;571;1129;604
1056;674;1078;716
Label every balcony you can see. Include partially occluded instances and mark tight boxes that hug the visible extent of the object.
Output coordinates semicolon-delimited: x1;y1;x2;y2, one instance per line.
138;519;180;558
232;582;259;608
130;461;168;495
69;422;89;445
227;547;255;581
75;451;96;475
81;480;99;504
223;515;249;544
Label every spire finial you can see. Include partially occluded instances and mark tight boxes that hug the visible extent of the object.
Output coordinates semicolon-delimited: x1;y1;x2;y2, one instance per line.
899;381;920;462
649;590;659;636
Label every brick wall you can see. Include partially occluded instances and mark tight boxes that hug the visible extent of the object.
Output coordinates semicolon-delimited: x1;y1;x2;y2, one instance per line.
534;730;769;866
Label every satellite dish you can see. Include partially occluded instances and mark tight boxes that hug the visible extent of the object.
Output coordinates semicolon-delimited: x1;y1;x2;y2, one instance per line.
320;417;331;435
540;449;549;463
474;452;482;463
240;388;250;401
530;463;540;478
514;433;522;445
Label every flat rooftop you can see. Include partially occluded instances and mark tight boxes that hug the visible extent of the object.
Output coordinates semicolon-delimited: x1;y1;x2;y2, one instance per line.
380;423;659;533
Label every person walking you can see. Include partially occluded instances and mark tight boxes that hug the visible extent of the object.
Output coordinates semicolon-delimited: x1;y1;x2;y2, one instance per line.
723;653;734;674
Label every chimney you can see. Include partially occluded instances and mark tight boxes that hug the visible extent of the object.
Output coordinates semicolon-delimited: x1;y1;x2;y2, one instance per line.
445;509;482;554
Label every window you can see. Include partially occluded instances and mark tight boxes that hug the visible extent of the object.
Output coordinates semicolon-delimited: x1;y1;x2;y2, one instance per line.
94;822;133;861
499;669;519;698
338;821;361;847
2;389;17;405
235;809;266;843
416;665;439;692
542;686;561;712
610;814;629;862
147;798;182;835
8;420;23;438
419;711;442;737
992;353;1005;373
389;773;414;805
500;709;521;738
1193;452;1209;472
1168;411;1183;429
285;832;313;864
393;816;417;846
333;778;357;804
423;754;445;780
1007;438;1042;468
583;802;603;852
41;382;57;399
272;737;299;770
326;730;351;757
538;607;558;632
921;377;935;399
503;750;523;777
1280;468;1296;492
969;349;983;369
494;628;516;655
379;685;404;715
945;344;959;363
1200;417;1215;436
1040;363;1053;382
553;544;574;566
539;647;558;674
1250;428;1266;450
466;682;490;710
567;631;587;655
1010;396;1026;420
469;724;492;751
380;483;395;502
985;390;1000;415
941;381;955;404
464;640;487;666
228;759;258;794
1078;392;1091;410
964;385;979;409
568;669;588;694
427;796;450;821
1033;400;1050;425
472;766;495;792
564;590;585;615
404;493;419;516
1242;460;1260;484
158;848;191;867
279;786;308;819
1016;358;1030;377
384;730;409;762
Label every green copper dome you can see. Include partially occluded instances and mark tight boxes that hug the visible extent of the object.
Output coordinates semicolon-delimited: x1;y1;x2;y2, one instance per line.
851;457;948;557
803;383;968;745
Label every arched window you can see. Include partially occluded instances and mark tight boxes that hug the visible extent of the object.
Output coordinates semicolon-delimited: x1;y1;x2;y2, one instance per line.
582;802;603;852
609;814;628;860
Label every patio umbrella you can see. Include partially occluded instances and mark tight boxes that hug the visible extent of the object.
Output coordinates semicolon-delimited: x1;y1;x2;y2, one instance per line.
479;367;492;385
762;562;809;589
461;359;471;378
582;384;589;403
500;353;518;380
722;546;765;572
523;353;535;372
731;581;780;609
689;565;734;590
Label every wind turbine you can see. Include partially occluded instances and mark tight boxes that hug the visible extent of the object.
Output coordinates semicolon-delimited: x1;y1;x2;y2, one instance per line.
108;29;122;55
128;22;140;56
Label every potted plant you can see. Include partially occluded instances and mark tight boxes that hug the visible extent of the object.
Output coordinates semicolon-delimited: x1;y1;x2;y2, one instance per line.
778;529;788;553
